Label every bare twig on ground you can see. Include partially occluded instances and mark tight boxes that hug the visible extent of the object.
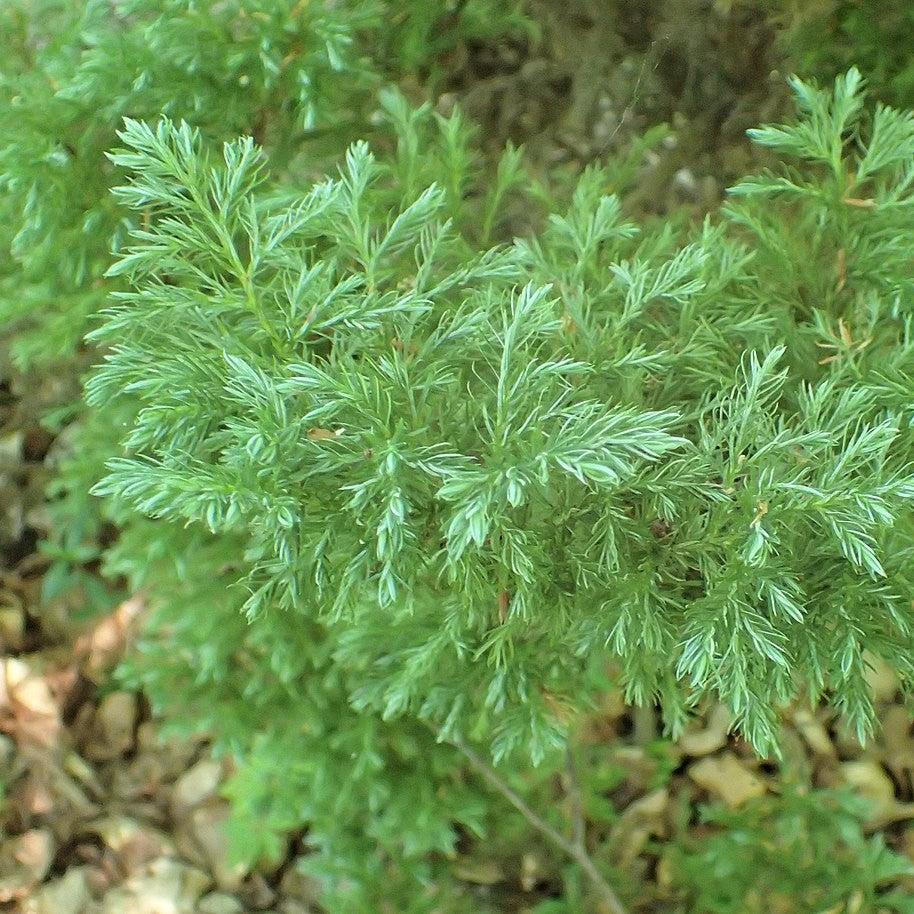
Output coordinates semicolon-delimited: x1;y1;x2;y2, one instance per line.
451;735;629;914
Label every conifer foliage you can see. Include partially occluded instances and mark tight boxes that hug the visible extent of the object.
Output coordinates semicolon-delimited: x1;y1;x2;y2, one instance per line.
79;67;914;903
0;0;526;612
94;69;914;750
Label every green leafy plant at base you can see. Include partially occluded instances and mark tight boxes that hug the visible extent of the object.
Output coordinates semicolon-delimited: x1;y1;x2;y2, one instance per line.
761;1;914;110
84;69;914;908
1;0;371;370
670;789;914;914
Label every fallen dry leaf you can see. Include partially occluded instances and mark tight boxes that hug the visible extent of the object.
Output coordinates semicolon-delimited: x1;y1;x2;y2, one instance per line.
0;599;26;651
791;707;836;758
882;705;914;784
306;427;344;442
688;752;767;809
0;657;61;748
611;788;670;866
74;596;145;681
839;760;914;828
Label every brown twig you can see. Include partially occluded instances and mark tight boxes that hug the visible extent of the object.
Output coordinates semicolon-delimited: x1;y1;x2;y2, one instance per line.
597;34;671;153
451;736;629;914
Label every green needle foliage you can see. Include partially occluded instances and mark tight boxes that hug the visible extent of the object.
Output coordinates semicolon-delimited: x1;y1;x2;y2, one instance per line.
79;69;914;906
5;1;914;908
0;0;526;370
0;0;527;610
93;69;914;757
4;1;914;900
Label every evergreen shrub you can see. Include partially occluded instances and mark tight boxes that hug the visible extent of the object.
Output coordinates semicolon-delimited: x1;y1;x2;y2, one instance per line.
86;69;914;907
3;3;914;908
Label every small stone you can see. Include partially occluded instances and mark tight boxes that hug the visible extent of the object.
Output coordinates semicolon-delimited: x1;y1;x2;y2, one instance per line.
187;801;247;891
688;752;767;808
99;857;210;914
673;167;699;198
172;758;223;811
89;816;175;869
839;760;897;825
86;691;137;760
0;829;55;902
679;705;731;757
24;867;90;914
198;892;246;914
13;829;55;878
